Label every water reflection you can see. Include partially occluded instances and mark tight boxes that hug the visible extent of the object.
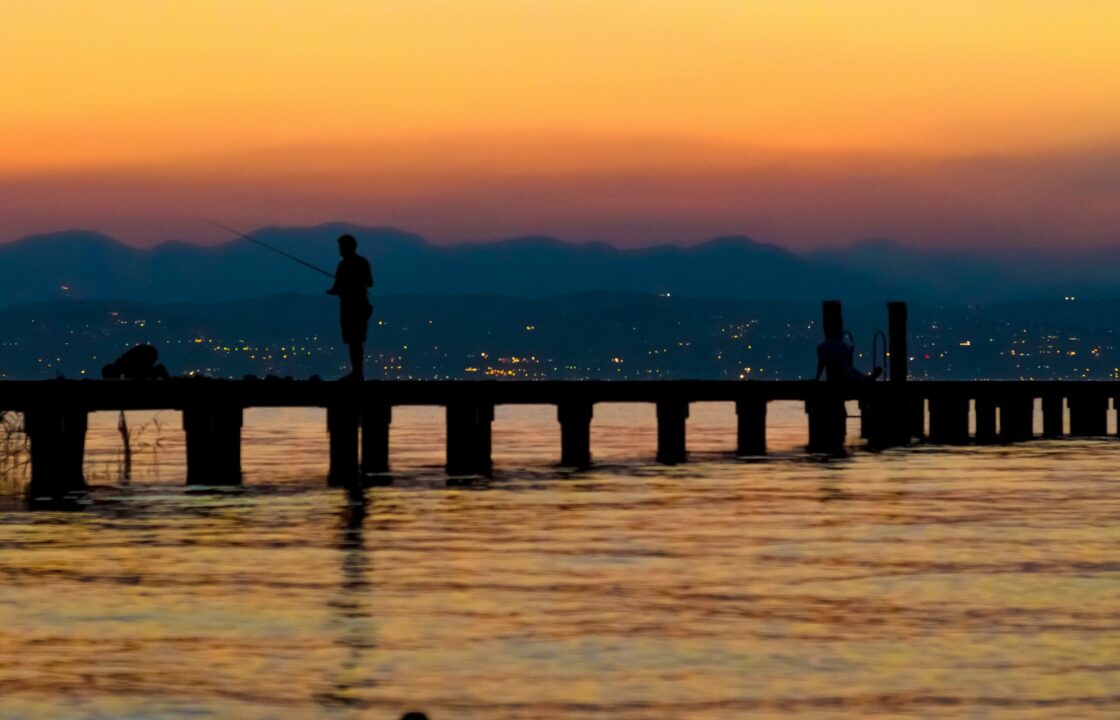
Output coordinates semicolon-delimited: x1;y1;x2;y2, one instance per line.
317;487;379;709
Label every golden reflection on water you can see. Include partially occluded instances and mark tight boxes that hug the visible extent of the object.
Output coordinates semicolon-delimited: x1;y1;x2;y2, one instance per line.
2;403;1120;718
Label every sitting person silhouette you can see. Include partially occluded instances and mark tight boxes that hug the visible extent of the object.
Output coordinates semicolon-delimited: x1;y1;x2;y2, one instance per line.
101;344;171;380
816;326;882;382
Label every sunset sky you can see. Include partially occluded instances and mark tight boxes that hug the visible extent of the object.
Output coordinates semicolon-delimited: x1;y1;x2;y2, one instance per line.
2;0;1119;248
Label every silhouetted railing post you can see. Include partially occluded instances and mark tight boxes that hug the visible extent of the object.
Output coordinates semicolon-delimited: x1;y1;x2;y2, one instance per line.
1041;395;1064;438
183;405;242;485
558;401;593;469
735;397;767;456
361;401;392;476
999;394;1034;443
975;396;998;444
656;399;688;464
327;404;360;486
446;402;494;476
928;394;969;445
1068;392;1108;436
25;408;88;502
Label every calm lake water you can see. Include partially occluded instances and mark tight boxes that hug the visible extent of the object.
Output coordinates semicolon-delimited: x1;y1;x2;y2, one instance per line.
2;402;1120;719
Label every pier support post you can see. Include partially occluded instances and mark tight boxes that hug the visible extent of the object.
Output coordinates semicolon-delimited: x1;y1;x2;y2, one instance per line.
361;402;392;476
806;395;846;454
25;408;88;502
1041;395;1064;438
656;399;689;465
999;395;1034;443
327;404;360;486
183;406;243;485
974;397;998;444
558;401;593;469
446;402;494;476
735;397;767;456
1069;393;1108;437
928;395;970;445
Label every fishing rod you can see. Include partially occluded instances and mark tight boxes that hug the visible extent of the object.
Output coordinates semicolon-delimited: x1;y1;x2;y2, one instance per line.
205;219;335;278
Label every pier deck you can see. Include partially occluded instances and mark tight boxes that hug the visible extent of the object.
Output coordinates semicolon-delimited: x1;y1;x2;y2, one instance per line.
2;379;1117;504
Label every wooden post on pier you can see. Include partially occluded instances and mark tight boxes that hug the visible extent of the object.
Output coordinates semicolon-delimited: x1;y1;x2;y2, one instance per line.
888;302;908;383
735;397;767;456
183;405;242;485
975;397;998;444
327;404;360;486
999;394;1034;443
1041;395;1064;438
928;395;969;444
558;401;593;469
25;408;88;502
1068;393;1108;436
446;402;494;476
361;402;392;476
656;399;689;464
866;302;914;449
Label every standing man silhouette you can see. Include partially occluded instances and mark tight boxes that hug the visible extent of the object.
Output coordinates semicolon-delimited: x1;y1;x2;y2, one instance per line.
327;234;373;381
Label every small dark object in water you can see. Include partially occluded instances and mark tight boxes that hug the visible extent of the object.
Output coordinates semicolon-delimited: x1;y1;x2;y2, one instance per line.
400;713;430;720
308;374;322;382
101;344;170;380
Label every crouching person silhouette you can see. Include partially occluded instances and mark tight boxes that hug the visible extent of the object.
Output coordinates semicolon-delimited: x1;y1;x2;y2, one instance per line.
327;233;374;381
101;344;171;380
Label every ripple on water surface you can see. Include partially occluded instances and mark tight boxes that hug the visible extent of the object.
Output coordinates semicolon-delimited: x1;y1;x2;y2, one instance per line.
2;404;1120;718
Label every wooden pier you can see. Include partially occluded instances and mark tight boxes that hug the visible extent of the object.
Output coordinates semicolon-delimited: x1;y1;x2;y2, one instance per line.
3;378;1119;503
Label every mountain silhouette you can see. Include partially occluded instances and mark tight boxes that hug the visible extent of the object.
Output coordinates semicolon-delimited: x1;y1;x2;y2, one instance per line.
3;224;1119;308
0;224;901;306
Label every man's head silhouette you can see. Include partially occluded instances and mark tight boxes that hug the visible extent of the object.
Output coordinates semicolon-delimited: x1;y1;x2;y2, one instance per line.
338;233;357;257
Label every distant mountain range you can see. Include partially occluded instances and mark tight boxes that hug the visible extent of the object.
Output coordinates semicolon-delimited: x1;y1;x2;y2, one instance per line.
0;224;1116;307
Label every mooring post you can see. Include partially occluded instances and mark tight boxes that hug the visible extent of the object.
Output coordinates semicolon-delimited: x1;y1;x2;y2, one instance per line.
327;404;360;486
888;301;908;382
183;405;243;485
1068;393;1108;437
360;401;392;476
1041;395;1064;438
928;394;970;445
806;394;846;454
735;396;767;456
558;401;593;469
446;402;494;476
656;399;689;464
25;408;88;502
999;394;1035;443
974;396;998;444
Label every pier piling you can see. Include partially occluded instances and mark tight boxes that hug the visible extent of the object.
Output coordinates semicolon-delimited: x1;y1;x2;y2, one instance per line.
656;399;689;464
1041;395;1064;438
806;395;846;454
183;405;243;485
975;397;998;444
928;395;970;445
999;395;1035;443
446;402;494;476
558;401;594;468
25;408;88;500
361;402;392;475
735;397;767;456
327;404;360;486
1069;393;1108;437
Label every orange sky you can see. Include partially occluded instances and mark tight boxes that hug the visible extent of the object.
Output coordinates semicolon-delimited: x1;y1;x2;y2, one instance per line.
2;1;1119;247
